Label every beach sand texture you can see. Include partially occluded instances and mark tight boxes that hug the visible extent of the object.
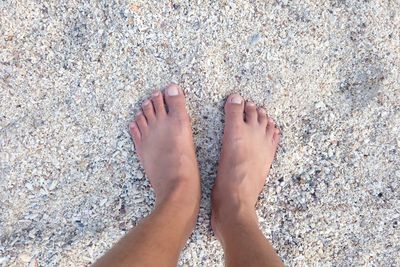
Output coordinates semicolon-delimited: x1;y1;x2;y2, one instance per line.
1;1;399;266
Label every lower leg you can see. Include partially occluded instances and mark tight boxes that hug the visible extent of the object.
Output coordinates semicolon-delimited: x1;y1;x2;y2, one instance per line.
93;182;198;267
213;203;283;267
212;94;283;267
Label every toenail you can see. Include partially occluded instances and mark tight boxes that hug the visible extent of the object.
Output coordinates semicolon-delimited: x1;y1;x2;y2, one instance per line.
142;100;150;106
129;122;136;128
247;102;255;107
167;86;179;96
231;95;242;104
269;118;274;123
152;91;160;97
136;111;142;116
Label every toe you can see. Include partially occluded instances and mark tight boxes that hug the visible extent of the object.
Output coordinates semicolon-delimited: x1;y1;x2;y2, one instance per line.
244;102;257;124
257;107;268;126
164;84;187;118
129;121;141;149
142;99;156;124
135;111;148;135
266;118;276;137
151;90;167;117
273;128;280;145
224;94;245;124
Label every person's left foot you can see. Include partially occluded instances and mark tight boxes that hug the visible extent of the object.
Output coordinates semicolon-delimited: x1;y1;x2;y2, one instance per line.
129;84;200;215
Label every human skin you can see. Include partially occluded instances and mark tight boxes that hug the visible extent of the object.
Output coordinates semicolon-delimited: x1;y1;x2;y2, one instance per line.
212;94;283;267
92;84;283;267
92;84;200;267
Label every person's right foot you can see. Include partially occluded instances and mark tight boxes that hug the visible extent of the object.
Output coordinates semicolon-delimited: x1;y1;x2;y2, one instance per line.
212;94;280;240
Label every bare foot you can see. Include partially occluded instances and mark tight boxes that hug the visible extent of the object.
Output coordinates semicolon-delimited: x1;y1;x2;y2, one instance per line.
212;94;280;240
129;84;200;217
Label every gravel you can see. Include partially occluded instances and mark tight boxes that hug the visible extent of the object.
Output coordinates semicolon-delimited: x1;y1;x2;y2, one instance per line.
1;1;399;266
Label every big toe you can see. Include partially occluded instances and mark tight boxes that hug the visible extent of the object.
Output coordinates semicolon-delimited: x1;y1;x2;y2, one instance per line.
224;94;245;124
164;84;187;118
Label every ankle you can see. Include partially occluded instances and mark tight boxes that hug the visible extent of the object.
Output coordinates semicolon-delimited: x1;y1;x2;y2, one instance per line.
212;185;256;220
214;202;257;224
212;193;259;238
155;179;200;217
213;208;259;246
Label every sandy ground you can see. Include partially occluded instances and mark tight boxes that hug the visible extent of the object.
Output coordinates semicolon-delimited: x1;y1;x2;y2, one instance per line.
1;1;399;266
